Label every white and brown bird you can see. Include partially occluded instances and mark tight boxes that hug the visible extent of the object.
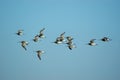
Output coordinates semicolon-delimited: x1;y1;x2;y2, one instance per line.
53;32;66;44
88;39;97;46
16;29;23;36
36;50;44;60
33;35;39;42
53;36;64;44
101;37;111;42
38;28;45;38
59;32;66;42
66;36;74;45
20;41;29;50
65;36;76;50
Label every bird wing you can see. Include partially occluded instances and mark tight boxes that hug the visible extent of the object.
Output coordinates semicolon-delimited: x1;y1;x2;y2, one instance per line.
22;45;27;51
40;28;45;33
60;32;65;37
90;39;96;43
37;53;41;60
68;46;72;50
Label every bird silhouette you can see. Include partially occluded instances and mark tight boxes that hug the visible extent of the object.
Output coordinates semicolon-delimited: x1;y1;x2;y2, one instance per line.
16;30;23;36
53;32;66;44
65;36;74;45
36;50;44;60
53;37;63;44
33;35;39;42
20;41;29;50
88;39;97;46
38;28;45;38
101;37;111;42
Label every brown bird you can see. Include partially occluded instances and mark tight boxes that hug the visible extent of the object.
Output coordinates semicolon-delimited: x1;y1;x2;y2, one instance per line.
20;41;29;50
36;50;45;60
38;28;45;38
33;35;39;42
88;39;97;46
101;37;111;42
16;30;23;36
53;32;66;44
53;38;63;44
66;36;74;45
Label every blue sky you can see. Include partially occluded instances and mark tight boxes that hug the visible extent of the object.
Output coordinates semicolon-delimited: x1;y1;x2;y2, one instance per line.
0;0;120;80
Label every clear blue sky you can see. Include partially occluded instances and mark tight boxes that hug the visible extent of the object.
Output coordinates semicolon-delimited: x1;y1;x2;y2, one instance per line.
0;0;120;80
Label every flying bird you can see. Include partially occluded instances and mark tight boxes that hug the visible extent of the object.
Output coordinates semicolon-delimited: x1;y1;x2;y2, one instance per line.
38;28;45;38
65;36;74;45
65;36;76;50
53;32;66;44
53;37;63;44
33;35;39;42
101;37;111;42
16;30;23;36
88;39;97;46
20;41;29;50
36;50;44;60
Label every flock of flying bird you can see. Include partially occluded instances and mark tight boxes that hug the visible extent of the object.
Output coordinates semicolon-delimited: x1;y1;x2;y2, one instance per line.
16;28;112;60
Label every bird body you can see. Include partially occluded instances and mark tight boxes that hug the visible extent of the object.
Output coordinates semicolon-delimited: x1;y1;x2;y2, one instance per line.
88;39;97;46
39;28;45;38
65;36;76;50
33;35;39;42
101;37;111;42
66;36;74;45
16;30;23;36
54;40;63;44
53;32;66;44
39;33;45;38
36;50;44;60
21;41;28;50
88;42;97;46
